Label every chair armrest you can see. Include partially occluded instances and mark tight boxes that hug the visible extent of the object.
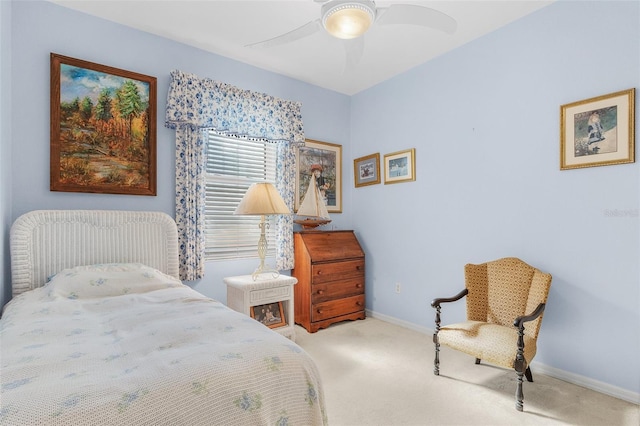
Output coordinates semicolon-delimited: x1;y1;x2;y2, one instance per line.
431;288;468;308
513;303;546;328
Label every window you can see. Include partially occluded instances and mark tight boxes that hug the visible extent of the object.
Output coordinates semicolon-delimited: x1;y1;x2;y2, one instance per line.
205;132;277;260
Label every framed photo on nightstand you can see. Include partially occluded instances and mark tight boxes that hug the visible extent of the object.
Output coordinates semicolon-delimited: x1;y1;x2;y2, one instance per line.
250;302;286;329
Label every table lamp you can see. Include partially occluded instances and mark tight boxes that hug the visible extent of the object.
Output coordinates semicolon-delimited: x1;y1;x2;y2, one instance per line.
234;182;291;280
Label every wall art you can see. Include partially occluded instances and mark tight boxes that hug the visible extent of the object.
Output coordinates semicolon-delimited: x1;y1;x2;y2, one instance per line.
354;153;381;187
384;148;416;184
50;53;157;195
560;88;635;170
296;139;342;213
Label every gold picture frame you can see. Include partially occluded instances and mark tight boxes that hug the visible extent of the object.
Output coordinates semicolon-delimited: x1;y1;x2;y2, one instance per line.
50;53;157;195
560;88;635;170
296;139;342;213
354;153;381;188
250;302;286;329
384;148;416;184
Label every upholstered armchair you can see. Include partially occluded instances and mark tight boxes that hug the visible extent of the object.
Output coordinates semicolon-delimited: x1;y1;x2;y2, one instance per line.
431;257;552;411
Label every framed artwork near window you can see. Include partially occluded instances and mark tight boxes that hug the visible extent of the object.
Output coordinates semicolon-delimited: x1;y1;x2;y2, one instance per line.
384;148;416;184
296;139;342;213
354;153;381;187
250;302;286;329
560;88;635;170
50;53;157;195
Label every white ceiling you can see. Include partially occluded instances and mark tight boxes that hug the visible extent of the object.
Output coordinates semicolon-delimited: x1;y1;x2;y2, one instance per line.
49;0;554;95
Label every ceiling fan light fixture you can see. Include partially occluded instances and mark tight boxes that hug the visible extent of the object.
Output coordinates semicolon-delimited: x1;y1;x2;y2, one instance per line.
322;0;376;40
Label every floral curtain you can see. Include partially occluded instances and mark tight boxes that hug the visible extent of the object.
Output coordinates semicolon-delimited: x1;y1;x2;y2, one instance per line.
165;70;304;280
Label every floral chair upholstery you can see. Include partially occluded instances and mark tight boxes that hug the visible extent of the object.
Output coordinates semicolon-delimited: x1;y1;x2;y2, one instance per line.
431;257;552;411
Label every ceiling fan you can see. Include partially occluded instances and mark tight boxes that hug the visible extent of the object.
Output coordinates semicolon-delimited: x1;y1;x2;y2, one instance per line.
246;0;458;50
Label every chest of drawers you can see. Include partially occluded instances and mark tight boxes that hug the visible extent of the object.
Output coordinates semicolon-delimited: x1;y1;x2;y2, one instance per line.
292;230;365;333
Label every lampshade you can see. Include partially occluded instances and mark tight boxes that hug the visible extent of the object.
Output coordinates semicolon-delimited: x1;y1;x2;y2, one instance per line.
234;183;290;216
322;0;376;40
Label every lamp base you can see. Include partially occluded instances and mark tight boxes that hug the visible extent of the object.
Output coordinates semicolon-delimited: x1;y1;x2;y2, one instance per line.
252;214;281;281
251;265;280;281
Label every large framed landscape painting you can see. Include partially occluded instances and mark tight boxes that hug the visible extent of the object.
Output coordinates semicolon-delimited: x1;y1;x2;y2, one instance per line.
50;53;157;195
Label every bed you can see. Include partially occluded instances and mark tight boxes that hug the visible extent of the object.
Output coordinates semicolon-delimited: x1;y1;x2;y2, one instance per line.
1;210;327;425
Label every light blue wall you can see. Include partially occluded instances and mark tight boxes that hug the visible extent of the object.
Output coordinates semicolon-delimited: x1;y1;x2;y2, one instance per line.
351;1;639;396
5;1;352;306
1;0;12;307
4;0;639;399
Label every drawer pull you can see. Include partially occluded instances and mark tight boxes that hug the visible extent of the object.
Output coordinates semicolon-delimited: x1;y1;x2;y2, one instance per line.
356;301;363;307
317;309;323;314
356;283;363;288
317;290;325;295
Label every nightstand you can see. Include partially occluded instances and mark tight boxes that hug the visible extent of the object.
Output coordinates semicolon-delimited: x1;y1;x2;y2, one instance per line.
224;274;298;340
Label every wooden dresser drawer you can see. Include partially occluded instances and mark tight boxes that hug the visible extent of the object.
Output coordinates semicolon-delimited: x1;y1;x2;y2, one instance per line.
311;294;365;322
311;278;364;304
311;259;364;284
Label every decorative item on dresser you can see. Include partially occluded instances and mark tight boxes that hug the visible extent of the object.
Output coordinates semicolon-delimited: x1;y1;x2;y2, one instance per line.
292;230;365;333
294;171;332;229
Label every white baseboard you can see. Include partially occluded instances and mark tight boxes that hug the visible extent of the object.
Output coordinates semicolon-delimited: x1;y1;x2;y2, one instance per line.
366;309;640;405
530;362;640;405
367;309;434;335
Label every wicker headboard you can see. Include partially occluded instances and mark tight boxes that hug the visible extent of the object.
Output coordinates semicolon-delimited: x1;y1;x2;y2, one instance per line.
10;210;180;296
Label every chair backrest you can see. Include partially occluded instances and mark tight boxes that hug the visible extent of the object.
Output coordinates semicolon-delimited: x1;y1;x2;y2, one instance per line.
464;257;551;339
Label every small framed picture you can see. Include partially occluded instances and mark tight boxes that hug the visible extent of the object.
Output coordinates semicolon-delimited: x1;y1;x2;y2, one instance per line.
354;153;381;187
250;302;286;329
560;88;635;170
384;148;416;184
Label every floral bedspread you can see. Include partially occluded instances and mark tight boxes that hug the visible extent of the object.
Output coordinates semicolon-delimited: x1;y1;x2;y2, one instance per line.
0;264;326;425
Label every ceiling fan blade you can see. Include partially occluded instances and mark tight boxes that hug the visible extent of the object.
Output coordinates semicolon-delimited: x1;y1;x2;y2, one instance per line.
246;19;322;49
376;4;457;34
343;37;365;72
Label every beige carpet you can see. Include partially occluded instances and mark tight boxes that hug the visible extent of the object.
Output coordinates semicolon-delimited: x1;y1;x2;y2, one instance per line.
294;317;639;426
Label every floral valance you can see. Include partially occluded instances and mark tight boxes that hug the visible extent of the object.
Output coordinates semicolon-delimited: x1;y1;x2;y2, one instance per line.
165;70;305;145
164;70;302;281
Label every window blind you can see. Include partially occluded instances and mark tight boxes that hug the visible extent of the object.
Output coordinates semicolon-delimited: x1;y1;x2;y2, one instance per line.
205;132;277;260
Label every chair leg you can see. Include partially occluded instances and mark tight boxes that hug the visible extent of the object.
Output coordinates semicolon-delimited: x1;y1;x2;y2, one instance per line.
514;325;526;411
525;366;533;382
433;334;440;375
433;305;441;375
515;369;524;412
475;358;481;365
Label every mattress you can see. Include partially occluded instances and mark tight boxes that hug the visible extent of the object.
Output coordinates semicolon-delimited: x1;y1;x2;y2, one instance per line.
0;263;327;425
